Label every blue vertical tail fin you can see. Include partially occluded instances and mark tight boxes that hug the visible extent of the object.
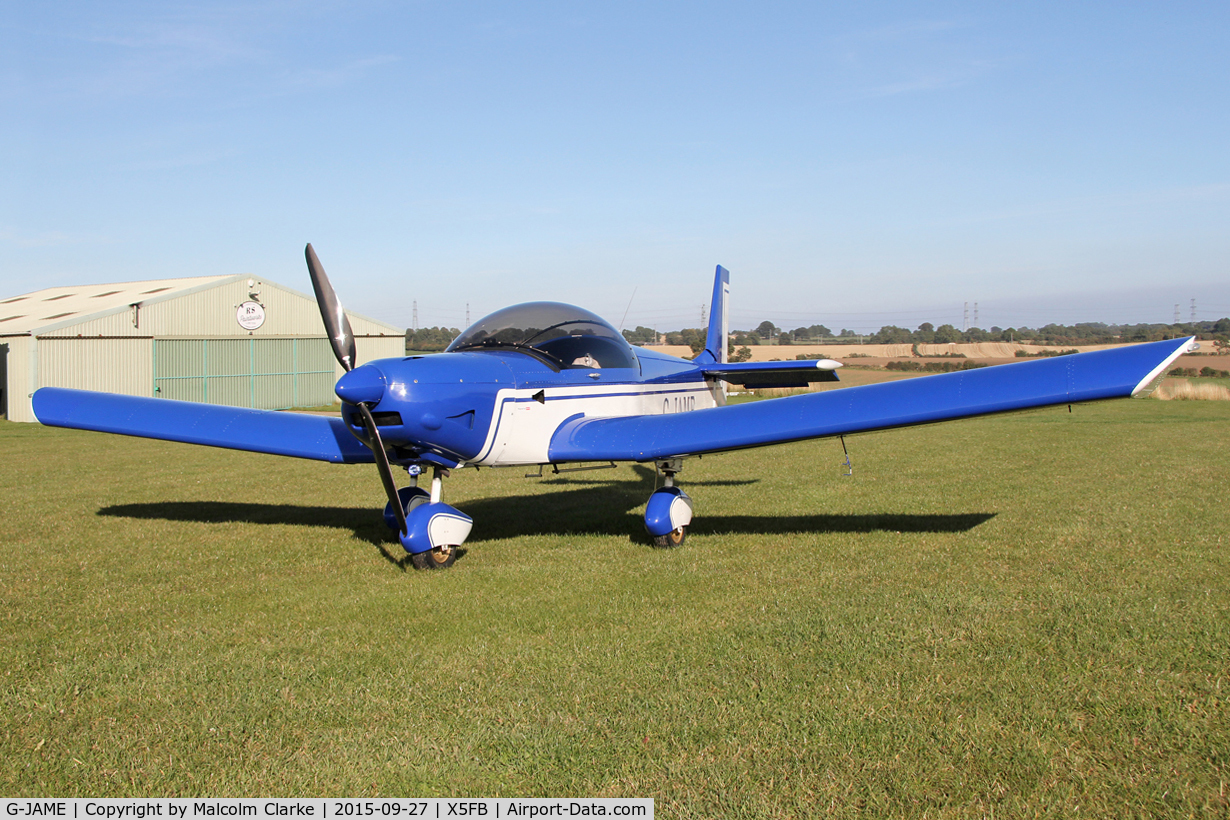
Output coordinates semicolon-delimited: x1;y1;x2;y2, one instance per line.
695;265;729;363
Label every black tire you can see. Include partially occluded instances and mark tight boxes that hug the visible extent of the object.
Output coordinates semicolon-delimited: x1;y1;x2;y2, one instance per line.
410;546;457;570
651;526;687;549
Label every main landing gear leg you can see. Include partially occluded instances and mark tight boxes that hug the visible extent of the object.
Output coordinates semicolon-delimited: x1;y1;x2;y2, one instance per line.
395;464;473;570
644;459;692;548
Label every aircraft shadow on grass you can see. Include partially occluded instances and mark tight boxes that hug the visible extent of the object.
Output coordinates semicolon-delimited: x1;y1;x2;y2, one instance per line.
97;465;996;569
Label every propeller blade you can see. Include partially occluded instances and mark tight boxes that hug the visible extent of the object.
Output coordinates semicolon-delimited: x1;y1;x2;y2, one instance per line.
305;245;406;534
305;243;358;372
356;402;409;536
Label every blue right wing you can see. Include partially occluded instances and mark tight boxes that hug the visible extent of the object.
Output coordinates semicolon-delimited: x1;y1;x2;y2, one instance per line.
33;388;374;464
549;337;1192;462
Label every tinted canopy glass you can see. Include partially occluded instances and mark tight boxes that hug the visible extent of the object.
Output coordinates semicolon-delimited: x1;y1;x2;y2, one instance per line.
447;301;638;369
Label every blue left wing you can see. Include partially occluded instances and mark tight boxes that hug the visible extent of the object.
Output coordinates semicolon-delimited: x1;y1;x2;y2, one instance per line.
33;388;374;464
549;337;1192;462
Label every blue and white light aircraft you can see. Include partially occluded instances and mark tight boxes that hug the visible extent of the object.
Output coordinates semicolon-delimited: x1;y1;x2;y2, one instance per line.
34;246;1194;569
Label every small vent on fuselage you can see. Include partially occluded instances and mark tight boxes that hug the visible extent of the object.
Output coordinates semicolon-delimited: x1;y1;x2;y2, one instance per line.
447;410;475;430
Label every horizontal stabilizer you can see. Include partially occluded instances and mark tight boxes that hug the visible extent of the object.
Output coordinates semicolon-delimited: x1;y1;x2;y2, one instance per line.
32;388;374;464
549;337;1193;462
698;358;841;389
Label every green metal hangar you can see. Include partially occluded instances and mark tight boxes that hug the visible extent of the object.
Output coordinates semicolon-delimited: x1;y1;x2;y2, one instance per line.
1;274;403;422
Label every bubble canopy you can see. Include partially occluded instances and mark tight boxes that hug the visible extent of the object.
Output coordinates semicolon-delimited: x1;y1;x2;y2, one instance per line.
446;301;638;369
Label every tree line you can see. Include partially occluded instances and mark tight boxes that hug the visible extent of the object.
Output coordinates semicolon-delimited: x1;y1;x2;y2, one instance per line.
405;326;462;352
623;318;1230;348
409;318;1230;355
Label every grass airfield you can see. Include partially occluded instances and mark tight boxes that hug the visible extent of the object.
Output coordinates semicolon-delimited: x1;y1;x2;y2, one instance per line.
2;398;1227;816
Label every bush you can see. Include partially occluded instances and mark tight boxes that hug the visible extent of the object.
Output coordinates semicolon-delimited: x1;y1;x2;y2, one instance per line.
1166;366;1228;378
887;360;989;373
913;343;966;358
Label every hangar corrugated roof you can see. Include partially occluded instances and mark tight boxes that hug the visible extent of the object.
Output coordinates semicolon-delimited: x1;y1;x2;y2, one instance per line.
0;275;232;335
0;274;401;336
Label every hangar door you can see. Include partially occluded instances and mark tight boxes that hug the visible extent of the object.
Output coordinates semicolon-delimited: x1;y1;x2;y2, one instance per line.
153;338;335;409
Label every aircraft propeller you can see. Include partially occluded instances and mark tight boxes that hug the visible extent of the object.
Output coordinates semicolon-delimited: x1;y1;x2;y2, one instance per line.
305;243;409;537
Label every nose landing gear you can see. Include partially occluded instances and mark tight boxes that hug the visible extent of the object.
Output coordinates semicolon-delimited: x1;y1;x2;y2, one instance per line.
385;464;472;569
644;459;692;548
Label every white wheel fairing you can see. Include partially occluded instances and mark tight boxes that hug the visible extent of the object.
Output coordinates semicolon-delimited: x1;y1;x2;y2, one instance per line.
427;511;473;549
400;501;474;554
669;492;694;530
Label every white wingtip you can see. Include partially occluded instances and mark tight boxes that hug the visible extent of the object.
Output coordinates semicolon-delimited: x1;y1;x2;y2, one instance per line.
1132;337;1197;397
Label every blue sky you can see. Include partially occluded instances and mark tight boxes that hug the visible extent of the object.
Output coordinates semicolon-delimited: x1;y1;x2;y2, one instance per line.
3;1;1228;334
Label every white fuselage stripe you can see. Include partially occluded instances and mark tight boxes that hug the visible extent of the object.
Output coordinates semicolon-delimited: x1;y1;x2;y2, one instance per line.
472;381;718;466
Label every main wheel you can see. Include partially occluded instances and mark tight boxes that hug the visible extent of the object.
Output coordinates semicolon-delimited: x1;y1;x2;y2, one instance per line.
410;545;457;570
652;526;687;549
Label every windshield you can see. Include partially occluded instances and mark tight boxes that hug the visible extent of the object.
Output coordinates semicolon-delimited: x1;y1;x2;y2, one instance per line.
447;301;638;369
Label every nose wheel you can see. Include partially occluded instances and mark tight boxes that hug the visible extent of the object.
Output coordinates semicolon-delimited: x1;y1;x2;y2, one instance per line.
392;465;472;570
410;544;457;570
652;526;687;549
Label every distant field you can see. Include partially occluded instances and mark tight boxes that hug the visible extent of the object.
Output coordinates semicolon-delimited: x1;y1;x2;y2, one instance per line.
644;342;1131;362
2;400;1227;815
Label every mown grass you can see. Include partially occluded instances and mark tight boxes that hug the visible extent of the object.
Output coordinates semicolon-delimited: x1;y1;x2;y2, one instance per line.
1;400;1228;816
